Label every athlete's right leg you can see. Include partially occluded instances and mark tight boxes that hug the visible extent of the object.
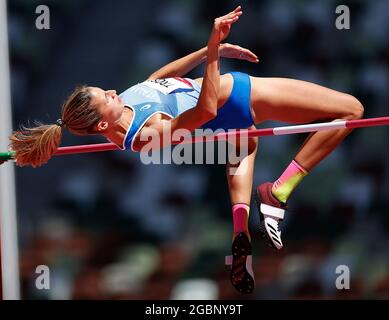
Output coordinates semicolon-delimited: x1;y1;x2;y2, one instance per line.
250;77;364;171
249;77;364;250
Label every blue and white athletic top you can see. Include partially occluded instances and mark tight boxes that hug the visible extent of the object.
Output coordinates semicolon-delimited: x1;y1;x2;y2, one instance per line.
118;72;254;151
119;77;201;151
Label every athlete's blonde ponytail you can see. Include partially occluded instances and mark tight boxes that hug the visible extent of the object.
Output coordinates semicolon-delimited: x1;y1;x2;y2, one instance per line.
10;123;62;168
9;85;102;168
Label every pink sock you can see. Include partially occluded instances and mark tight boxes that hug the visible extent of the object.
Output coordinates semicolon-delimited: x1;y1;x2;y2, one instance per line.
232;204;250;236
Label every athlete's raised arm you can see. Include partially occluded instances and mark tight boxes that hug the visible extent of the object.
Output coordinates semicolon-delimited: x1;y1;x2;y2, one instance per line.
136;6;243;151
147;8;256;80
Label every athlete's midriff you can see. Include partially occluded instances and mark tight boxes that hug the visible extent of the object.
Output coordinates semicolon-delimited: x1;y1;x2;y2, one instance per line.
194;73;234;108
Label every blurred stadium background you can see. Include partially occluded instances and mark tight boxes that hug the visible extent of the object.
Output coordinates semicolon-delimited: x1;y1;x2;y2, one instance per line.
2;0;389;299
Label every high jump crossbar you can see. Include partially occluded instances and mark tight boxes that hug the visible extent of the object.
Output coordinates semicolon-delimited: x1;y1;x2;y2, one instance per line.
1;116;388;161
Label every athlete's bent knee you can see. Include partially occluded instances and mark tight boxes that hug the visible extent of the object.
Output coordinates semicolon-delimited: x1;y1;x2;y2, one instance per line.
346;96;364;120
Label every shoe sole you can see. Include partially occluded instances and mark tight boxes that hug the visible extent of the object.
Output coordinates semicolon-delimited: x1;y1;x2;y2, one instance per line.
230;232;255;294
254;190;280;251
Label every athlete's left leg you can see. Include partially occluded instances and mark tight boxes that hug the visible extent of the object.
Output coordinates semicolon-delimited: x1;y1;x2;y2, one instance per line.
226;128;258;238
225;127;258;294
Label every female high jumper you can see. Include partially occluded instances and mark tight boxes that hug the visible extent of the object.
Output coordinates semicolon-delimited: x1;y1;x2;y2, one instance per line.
6;6;364;294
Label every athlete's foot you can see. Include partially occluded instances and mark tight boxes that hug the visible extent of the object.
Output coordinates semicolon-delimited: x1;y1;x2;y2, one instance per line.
255;182;287;250
225;232;255;294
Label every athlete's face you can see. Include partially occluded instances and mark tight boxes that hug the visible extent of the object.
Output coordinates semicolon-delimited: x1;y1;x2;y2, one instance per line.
88;87;125;131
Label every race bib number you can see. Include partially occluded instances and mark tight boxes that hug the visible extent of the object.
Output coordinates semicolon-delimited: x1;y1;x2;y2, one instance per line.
141;77;193;95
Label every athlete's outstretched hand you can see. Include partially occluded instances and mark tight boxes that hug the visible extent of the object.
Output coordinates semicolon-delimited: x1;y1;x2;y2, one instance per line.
208;6;243;46
220;43;259;63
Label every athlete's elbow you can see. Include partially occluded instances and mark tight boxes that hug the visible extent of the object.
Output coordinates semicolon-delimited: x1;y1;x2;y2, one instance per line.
196;101;217;120
198;108;217;122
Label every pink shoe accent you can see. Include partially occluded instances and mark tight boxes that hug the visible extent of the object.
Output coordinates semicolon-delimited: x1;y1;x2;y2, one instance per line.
256;183;286;210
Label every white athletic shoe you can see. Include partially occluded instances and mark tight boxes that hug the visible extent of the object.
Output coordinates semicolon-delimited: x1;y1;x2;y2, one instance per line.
255;182;287;250
260;217;283;250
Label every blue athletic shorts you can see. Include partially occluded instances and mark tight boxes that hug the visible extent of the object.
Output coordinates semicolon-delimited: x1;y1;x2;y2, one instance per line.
201;71;254;131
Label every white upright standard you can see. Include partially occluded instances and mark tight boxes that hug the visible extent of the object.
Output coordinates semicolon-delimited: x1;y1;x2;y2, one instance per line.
0;0;21;300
